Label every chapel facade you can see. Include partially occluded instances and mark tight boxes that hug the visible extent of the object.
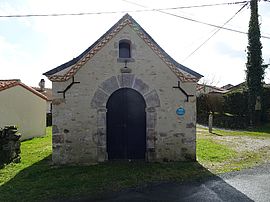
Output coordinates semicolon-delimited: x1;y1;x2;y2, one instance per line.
44;14;202;165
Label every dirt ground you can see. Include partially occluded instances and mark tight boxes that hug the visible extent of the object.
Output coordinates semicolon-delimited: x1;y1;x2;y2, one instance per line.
197;126;270;170
197;127;270;153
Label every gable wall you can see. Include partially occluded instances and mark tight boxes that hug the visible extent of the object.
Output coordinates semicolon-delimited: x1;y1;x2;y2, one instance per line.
52;25;196;164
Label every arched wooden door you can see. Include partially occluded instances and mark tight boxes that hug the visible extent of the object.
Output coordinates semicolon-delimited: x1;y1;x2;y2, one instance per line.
106;88;146;160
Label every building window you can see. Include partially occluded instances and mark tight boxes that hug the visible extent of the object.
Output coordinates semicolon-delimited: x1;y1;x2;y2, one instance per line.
119;40;131;58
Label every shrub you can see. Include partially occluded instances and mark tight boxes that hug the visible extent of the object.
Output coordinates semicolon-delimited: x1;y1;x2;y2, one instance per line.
197;86;270;129
212;113;248;129
0;126;21;167
262;87;270;122
197;94;224;115
223;91;248;116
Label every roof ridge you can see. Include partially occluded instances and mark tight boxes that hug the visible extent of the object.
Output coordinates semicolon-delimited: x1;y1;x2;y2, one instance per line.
43;13;131;77
0;79;20;82
0;80;48;100
44;13;202;82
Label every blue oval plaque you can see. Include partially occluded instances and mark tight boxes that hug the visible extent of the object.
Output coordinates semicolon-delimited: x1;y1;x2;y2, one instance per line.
176;107;185;116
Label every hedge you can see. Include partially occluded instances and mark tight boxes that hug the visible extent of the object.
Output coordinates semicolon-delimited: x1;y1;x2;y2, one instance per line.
197;87;270;129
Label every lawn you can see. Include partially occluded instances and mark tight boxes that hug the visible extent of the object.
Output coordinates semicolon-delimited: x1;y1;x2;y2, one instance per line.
0;125;270;201
0;127;211;201
0;127;52;185
197;139;236;163
211;124;270;137
197;124;270;172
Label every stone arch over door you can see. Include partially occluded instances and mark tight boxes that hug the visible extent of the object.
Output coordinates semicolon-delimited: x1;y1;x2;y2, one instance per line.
91;74;160;162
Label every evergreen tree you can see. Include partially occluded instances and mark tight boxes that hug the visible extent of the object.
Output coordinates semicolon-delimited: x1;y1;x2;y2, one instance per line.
246;0;265;126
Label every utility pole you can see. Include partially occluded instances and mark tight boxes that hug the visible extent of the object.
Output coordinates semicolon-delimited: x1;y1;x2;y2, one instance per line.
246;0;265;126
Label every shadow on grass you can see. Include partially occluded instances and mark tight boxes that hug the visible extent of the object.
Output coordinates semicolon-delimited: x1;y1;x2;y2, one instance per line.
211;132;223;136
0;156;253;202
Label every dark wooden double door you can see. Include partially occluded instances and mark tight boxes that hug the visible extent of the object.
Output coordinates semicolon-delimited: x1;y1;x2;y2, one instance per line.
106;88;146;160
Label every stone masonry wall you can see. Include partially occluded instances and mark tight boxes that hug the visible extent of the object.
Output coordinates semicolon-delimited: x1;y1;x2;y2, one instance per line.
51;25;197;165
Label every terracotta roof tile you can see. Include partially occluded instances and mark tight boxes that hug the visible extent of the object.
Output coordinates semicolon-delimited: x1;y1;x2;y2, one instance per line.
0;79;47;100
0;79;21;91
32;87;52;101
44;13;203;82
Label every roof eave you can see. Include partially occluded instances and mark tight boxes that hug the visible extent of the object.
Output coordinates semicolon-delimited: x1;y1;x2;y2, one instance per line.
44;13;203;82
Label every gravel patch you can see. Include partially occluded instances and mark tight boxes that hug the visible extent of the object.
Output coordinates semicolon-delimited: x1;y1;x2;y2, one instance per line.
197;127;270;153
210;136;270;152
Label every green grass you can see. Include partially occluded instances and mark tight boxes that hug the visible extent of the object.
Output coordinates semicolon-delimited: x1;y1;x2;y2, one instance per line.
1;125;269;201
0;127;52;185
197;139;236;163
0;161;210;202
0;127;211;202
198;124;270;137
197;124;270;172
196;137;270;173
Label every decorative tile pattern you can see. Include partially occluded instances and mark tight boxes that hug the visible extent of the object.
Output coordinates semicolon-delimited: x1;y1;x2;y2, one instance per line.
48;15;198;83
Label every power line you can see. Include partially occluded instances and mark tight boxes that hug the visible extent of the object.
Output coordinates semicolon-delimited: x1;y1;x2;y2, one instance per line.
183;2;249;62
0;1;249;18
158;10;270;39
123;0;270;39
124;1;251;11
1;1;269;39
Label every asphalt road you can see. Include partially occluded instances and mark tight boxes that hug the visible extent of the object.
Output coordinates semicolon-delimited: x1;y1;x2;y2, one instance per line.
221;164;270;202
82;164;270;202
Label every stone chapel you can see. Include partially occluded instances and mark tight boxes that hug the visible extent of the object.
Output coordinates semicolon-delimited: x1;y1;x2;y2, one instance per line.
44;14;202;165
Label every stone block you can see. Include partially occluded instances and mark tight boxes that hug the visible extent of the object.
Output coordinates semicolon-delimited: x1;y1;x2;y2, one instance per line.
147;128;156;138
186;122;195;128
133;78;150;95
182;138;195;145
52;98;66;105
144;90;160;108
146;111;156;129
52;153;60;164
117;74;135;88
159;132;167;137
146;107;155;113
52;125;59;133
53;134;64;144
147;138;155;149
64;129;69;133
97;129;106;146
97;109;106;127
65;140;72;143
146;129;156;149
91;89;109;108
147;149;156;162
181;147;188;153
173;133;185;137
52;144;61;150
99;76;119;94
184;153;196;161
97;146;107;162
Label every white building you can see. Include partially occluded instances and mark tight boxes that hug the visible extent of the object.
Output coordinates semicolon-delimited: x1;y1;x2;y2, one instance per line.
0;79;47;140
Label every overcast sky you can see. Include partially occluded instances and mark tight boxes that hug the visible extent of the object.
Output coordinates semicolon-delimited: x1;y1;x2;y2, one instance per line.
0;0;269;88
